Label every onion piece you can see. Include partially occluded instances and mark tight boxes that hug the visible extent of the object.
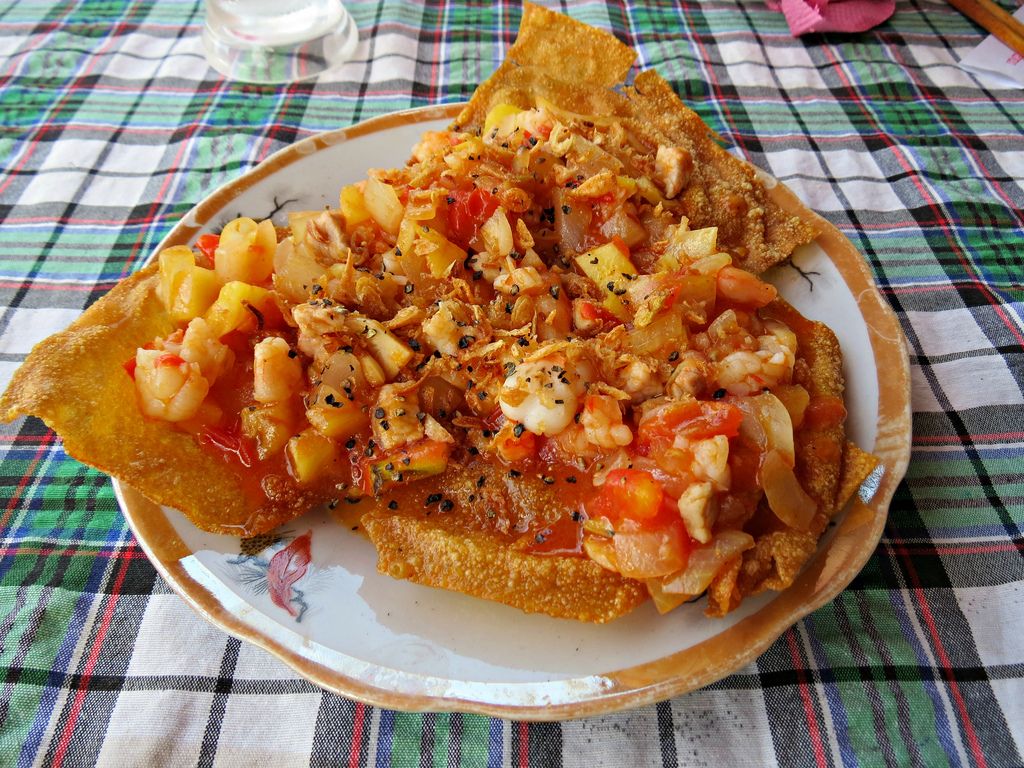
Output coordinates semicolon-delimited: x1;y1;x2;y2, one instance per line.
659;529;754;595
761;449;817;530
736;392;796;467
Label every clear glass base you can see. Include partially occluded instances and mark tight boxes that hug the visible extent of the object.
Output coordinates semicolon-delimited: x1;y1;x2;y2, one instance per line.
202;1;358;84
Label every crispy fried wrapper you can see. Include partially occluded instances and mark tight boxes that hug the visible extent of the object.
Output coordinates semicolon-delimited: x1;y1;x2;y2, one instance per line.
455;2;817;274
362;511;648;623
0;264;313;537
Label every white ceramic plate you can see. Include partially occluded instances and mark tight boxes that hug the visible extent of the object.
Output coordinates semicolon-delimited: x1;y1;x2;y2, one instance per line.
115;104;911;719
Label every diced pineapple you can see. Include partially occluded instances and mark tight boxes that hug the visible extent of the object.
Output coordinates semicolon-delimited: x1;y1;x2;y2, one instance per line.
169;265;223;323
349;317;413;379
483;103;522;135
215;217;277;284
306;384;368;441
363;176;403;235
203;281;279;338
574;240;638;321
157;245;195;310
339;184;371;231
417;226;466;278
359;353;386;386
657;225;719;272
286;429;338;484
635;176;663;205
241;399;297;460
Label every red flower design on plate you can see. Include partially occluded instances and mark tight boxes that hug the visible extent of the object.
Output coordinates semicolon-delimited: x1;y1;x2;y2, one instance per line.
267;530;312;618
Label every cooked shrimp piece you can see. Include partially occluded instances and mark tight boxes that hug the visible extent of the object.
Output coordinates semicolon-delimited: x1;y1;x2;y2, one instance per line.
253;337;303;403
179;317;233;384
134;349;210;422
716;266;777;308
677;481;715;543
691;435;731;491
581;394;633;449
499;359;579;436
372;383;425;451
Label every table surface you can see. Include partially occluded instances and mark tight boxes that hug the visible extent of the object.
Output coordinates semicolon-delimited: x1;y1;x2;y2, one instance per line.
1;0;1022;765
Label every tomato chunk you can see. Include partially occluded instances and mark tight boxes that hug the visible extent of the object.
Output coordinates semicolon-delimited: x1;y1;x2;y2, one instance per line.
446;187;499;248
639;400;743;442
585;469;665;527
195;233;220;266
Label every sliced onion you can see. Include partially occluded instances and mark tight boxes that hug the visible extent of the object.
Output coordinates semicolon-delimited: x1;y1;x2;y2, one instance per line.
645;579;693;614
659;529;754;595
273;239;327;303
599;208;647;248
554;190;591;253
583;535;618;572
611;525;688;579
761;449;817;530
628;309;684;356
736;392;795;466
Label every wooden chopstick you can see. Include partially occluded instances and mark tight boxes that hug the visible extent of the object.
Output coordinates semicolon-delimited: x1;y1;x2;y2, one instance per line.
946;0;1024;58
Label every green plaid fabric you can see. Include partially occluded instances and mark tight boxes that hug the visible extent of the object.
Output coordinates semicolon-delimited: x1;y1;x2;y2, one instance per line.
1;1;1022;765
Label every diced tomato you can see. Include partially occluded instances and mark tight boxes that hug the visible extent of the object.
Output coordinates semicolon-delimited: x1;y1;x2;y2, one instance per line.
122;357;137;379
195;233;220;266
610;235;630;258
639;400;743;442
576;300;618;323
446;187;500;248
199;422;257;468
493;422;537;463
585;469;665;528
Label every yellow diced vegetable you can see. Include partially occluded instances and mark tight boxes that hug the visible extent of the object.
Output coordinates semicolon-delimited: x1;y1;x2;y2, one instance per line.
287;210;321;245
483;103;522;135
363;176;403;235
241;399;297;460
286;429;338;484
418;226;466;278
169;265;223;323
272;239;326;302
203;281;277;338
339;184;371;231
306;384;368;441
157;245;195;310
349;316;413;379
574;241;638;321
215;217;276;284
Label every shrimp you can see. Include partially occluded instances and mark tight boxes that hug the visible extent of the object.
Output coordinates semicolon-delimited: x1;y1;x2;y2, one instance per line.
691;435;731;491
581;394;633;449
253;337;303;403
133;349;210;422
178;317;233;385
715;320;797;395
499;359;579;436
371;383;424;451
676;482;715;543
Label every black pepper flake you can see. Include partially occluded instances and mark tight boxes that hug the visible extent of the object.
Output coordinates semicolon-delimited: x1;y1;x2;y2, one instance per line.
606;281;615;291
476;475;487;488
325;393;340;407
549;285;560;299
528;136;538;146
477;390;487;400
541;207;555;224
518;337;529;347
402;456;411;466
374;407;385;419
468;446;480;455
534;533;547;544
344;497;361;505
482;429;492;438
433;350;442;359
513;423;525;438
388;500;398;510
394;246;402;256
446;196;455;204
416;411;426;421
404;283;414;294
345;438;357;450
571;510;581;521
590;257;599;265
440;499;454;512
561;204;571;214
380;420;390;431
468;494;476;502
554;398;564;404
505;302;513;314
384;462;394;471
407;339;421;353
328;499;339;509
311;284;323;295
566;476;578;484
458;335;475;349
473;270;484;281
425;493;442;506
668;350;680;362
713;388;727;400
508;469;521;478
542;476;555;485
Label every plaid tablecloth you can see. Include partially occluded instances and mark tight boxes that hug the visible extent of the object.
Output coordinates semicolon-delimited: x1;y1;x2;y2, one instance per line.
1;0;1022;765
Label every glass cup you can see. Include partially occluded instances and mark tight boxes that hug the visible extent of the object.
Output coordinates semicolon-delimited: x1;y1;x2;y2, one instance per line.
202;0;358;84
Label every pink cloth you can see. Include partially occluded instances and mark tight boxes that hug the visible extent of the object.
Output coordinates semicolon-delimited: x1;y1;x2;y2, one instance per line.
765;0;896;35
